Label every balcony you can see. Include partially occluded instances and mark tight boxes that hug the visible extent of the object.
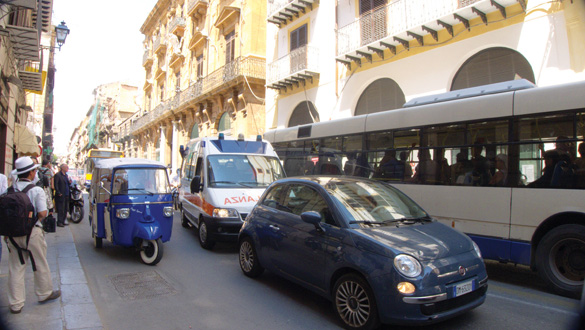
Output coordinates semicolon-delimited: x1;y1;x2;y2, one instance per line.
267;0;317;27
188;0;208;20
154;35;167;55
18;61;42;92
169;16;186;36
267;45;319;91
143;50;153;67
336;0;524;66
130;56;265;134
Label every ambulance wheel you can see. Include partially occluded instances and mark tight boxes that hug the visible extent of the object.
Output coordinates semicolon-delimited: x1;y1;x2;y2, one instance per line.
198;219;215;250
181;209;190;228
140;238;163;265
92;231;102;249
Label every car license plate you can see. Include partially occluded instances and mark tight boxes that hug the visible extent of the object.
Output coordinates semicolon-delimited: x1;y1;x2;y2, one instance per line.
452;279;475;297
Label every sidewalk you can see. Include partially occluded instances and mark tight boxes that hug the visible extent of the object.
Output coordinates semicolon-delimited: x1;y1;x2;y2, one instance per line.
0;224;103;330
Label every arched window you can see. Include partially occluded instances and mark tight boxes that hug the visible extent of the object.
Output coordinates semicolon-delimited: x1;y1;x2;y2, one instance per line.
451;47;535;91
355;78;405;116
288;101;319;127
190;124;199;139
218;112;231;132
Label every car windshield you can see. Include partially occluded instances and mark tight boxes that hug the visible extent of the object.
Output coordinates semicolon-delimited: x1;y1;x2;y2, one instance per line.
111;168;171;195
325;180;428;224
207;155;285;188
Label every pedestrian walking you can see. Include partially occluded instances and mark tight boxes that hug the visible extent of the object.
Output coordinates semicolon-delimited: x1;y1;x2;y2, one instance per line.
4;156;60;314
54;163;70;227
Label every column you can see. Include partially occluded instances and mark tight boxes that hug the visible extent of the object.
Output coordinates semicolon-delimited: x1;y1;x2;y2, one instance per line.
171;120;179;173
160;125;166;165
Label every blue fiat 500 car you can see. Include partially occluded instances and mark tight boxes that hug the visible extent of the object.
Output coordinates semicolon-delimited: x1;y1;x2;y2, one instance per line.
238;177;487;329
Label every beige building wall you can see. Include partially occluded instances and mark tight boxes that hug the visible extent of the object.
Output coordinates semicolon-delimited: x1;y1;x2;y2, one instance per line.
125;0;267;173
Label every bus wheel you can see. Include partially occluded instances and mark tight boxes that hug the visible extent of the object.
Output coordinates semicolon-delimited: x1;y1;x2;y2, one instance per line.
536;224;585;298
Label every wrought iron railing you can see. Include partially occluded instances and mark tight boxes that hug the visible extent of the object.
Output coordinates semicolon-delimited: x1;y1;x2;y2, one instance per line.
130;57;265;133
267;45;319;85
337;0;484;56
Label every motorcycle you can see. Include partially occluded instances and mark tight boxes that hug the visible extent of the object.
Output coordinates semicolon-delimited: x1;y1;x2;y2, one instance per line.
69;181;84;223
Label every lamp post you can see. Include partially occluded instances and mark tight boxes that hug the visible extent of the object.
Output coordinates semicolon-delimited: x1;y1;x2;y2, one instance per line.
42;21;70;161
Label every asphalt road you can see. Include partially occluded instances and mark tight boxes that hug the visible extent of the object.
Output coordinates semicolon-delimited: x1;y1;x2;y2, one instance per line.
70;201;580;330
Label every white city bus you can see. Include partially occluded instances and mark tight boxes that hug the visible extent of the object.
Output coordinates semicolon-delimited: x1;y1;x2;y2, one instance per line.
265;79;585;297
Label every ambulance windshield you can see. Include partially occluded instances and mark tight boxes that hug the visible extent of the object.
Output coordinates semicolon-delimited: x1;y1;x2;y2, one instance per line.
207;155;285;188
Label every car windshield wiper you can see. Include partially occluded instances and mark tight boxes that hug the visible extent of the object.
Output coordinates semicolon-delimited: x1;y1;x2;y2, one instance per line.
349;220;386;225
237;181;260;187
387;216;433;224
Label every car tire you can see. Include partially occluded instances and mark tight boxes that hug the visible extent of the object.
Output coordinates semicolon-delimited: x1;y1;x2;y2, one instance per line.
140;238;163;265
333;274;380;330
536;224;585;298
239;237;264;277
198;219;216;250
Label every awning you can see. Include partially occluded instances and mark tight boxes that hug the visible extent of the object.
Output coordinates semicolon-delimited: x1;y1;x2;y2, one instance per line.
14;123;41;156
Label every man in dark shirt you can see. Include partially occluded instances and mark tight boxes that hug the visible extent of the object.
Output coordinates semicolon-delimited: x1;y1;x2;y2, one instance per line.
53;164;70;227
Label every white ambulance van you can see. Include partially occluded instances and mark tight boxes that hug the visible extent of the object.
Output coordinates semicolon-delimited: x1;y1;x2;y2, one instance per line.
179;134;285;249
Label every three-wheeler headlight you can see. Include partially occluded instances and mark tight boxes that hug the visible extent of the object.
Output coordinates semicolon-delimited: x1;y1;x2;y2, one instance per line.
163;206;173;217
116;208;130;219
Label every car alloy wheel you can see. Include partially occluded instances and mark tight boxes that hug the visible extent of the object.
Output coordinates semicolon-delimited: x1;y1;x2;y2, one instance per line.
334;274;379;330
239;237;263;277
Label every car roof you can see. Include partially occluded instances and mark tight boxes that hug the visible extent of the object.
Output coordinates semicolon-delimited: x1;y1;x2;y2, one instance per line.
271;176;379;187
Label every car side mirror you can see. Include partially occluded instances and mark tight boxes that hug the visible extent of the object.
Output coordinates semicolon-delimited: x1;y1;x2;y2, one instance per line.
301;211;324;232
191;175;202;194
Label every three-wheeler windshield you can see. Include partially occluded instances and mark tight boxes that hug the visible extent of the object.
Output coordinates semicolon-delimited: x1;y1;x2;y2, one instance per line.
112;168;171;195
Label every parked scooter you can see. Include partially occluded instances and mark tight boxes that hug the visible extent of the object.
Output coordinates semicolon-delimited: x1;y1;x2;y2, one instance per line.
69;181;84;223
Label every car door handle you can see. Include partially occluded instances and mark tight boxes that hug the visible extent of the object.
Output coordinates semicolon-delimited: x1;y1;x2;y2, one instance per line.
269;225;280;231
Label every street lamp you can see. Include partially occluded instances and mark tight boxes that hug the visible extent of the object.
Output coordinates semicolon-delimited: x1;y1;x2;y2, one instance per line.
55;21;70;50
41;21;70;160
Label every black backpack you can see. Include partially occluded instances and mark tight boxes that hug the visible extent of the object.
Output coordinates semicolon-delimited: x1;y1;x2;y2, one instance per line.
0;184;36;237
37;168;50;188
0;183;40;271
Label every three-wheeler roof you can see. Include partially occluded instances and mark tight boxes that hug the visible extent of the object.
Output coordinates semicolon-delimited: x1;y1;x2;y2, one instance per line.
94;157;166;170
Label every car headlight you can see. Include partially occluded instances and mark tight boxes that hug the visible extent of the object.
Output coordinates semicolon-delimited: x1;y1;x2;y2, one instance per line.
116;208;130;219
472;241;482;259
163;206;173;217
213;208;239;218
394;254;422;278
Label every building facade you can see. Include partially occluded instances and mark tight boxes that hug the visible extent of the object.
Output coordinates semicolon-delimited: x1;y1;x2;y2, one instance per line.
265;0;584;129
0;0;54;174
122;0;267;173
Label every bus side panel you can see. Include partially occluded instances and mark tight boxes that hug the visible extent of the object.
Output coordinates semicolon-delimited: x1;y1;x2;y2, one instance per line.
510;188;585;241
365;92;513;132
392;184;512;240
514;80;585;116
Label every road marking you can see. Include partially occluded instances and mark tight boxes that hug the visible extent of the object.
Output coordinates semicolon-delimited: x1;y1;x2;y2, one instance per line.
487;292;579;316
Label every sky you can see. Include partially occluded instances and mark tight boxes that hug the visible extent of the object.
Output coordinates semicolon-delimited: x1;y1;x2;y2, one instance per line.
51;0;158;155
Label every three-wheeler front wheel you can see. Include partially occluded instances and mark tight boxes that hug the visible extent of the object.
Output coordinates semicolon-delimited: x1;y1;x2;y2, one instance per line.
140;238;163;265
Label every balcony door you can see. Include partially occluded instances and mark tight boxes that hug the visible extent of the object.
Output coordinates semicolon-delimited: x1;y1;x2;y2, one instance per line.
290;24;307;74
360;0;387;46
